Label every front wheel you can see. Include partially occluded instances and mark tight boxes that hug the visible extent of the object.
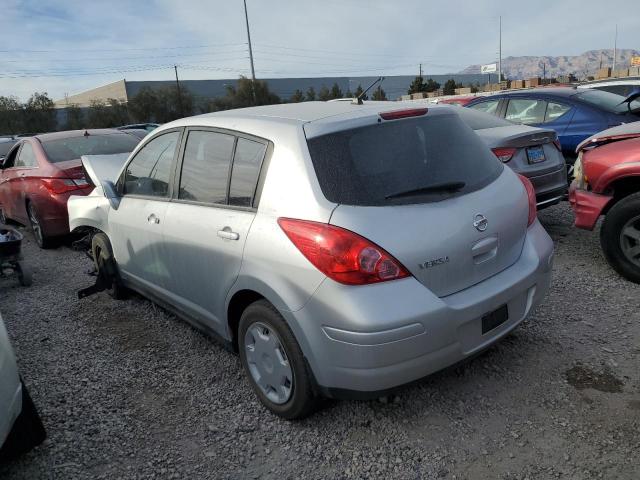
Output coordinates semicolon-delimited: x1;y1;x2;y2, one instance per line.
600;192;640;284
238;300;317;420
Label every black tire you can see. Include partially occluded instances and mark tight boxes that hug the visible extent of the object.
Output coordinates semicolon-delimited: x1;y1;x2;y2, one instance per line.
91;232;127;299
0;382;46;460
26;202;53;249
16;261;32;287
238;300;317;420
0;207;8;225
600;192;640;284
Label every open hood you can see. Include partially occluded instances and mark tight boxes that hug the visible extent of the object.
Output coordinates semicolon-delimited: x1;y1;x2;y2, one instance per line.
577;121;640;153
80;153;129;187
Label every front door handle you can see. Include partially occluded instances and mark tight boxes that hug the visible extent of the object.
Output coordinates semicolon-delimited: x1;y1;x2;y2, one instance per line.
217;227;239;240
147;213;160;224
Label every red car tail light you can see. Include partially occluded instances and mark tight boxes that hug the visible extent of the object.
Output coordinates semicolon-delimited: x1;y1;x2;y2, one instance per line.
517;174;537;226
379;108;428;121
41;178;88;195
491;147;517;163
552;139;562;151
277;218;410;285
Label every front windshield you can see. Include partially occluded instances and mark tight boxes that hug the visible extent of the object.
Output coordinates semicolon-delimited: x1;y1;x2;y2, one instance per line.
575;89;640;114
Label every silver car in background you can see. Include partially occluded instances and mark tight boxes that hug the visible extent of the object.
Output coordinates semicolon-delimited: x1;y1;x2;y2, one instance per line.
69;102;554;419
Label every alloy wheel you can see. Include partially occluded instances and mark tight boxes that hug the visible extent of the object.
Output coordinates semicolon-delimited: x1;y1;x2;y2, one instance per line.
243;322;293;405
28;204;43;246
620;214;640;268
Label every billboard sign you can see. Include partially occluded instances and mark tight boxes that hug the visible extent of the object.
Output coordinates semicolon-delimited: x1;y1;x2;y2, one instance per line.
481;63;498;74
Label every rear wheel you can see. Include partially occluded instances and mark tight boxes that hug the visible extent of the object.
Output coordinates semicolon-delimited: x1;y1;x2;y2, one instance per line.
27;203;52;249
238;300;317;420
91;232;127;299
0;207;8;225
600;192;640;284
0;382;46;460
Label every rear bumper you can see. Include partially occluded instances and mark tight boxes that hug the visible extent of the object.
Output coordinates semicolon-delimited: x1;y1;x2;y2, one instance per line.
526;165;567;208
283;220;554;396
568;182;613;230
33;188;91;237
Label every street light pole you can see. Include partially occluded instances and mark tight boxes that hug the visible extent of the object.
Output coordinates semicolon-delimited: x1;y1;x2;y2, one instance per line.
498;15;502;83
243;0;257;102
174;65;183;117
612;24;618;72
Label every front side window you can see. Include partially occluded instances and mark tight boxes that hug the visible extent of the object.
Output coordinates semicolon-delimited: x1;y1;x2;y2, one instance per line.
229;138;267;207
545;102;572;122
123;131;179;197
15;142;37;167
469;99;500;115
505;99;547;124
178;131;235;204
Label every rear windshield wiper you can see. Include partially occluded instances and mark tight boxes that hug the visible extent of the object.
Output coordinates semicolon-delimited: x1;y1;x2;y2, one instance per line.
385;181;466;200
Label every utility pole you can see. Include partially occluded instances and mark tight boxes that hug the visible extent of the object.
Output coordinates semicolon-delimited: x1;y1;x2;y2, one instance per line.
419;63;422;78
174;65;184;117
498;15;502;83
243;0;257;102
612;24;618;72
543;62;546;82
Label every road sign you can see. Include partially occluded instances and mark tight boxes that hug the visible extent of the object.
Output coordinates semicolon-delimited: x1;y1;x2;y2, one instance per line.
481;63;497;74
631;56;640;67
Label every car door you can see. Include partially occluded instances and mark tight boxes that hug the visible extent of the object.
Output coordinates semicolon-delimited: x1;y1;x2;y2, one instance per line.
109;129;182;295
11;141;40;223
161;128;268;332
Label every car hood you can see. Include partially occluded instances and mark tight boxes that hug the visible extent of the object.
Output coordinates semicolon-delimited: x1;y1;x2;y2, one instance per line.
81;153;129;187
577;121;640;152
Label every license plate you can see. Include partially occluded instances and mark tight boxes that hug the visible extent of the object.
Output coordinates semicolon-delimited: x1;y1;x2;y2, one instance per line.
482;304;509;334
526;146;546;164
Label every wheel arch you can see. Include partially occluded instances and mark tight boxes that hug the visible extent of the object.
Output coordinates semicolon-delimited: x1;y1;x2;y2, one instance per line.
602;175;640;215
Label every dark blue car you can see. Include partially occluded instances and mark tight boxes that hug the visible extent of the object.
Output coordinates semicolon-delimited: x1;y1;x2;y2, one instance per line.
465;87;640;168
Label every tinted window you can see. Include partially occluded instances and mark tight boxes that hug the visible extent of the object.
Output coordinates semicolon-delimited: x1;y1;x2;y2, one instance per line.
575;89;640;113
179;131;235;204
545;102;572;122
469;99;500;115
229;138;266;207
123;131;179;197
306;113;503;206
455;107;513;130
41;133;139;163
596;84;635;97
15;142;37;167
0;140;16;158
505;99;547;124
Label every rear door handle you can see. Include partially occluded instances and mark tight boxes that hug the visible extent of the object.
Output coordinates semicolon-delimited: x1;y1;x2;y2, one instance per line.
217;227;239;240
147;213;160;224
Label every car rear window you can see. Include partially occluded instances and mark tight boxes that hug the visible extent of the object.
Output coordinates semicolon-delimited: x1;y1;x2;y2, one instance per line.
306;113;503;206
41;134;139;163
455;107;513;129
575;89;640;114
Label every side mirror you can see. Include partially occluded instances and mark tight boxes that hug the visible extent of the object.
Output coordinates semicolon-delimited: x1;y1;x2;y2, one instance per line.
102;180;121;210
620;89;640;111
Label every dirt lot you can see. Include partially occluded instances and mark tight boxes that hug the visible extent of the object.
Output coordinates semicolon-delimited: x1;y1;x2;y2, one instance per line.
0;203;638;480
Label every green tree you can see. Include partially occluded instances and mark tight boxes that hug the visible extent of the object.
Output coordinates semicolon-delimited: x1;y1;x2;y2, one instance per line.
345;89;353;98
305;86;316;101
204;76;280;112
329;83;343;99
424;78;440;92
408;76;426;94
0;96;24;134
23;92;56;133
128;86;193;122
318;85;331;101
443;79;457;96
354;84;367;101
290;89;305;103
128;87;158;122
64;104;84;130
371;86;387;101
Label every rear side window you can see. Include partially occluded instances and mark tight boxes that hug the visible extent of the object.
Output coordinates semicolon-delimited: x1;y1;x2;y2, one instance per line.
15;142;37;167
178;131;235;204
469;99;500;115
455;107;513;130
306;113;503;206
544;102;571;122
229;138;267;207
505;99;547;124
41;134;139;163
123;131;179;197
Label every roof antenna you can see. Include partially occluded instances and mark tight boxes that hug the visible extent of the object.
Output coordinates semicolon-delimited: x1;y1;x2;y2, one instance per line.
353;76;385;105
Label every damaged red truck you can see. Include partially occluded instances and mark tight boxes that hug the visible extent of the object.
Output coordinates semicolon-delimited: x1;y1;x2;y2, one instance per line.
569;122;640;283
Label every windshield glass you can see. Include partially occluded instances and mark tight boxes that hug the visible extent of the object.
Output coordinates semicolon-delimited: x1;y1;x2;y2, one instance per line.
306;113;503;206
41;133;139;163
575;89;640;114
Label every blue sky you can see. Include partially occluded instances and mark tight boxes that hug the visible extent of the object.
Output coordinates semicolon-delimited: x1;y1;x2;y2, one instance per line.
1;0;638;101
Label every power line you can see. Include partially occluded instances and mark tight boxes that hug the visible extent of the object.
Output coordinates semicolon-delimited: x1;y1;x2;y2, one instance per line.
0;42;247;54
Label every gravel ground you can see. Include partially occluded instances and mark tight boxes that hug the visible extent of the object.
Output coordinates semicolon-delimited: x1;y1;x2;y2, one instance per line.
0;202;638;480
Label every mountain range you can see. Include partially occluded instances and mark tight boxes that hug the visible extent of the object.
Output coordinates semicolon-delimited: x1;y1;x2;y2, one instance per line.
459;49;640;79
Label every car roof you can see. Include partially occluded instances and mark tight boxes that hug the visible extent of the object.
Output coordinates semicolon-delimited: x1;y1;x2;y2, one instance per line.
34;128;129;142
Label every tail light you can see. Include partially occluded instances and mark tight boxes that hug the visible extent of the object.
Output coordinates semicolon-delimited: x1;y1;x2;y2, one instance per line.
379;108;428;120
492;147;516;163
41;178;89;195
552;139;562;151
278;218;410;285
517;174;537;226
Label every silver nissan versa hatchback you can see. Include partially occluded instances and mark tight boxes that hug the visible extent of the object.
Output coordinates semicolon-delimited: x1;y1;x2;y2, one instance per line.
68;102;554;419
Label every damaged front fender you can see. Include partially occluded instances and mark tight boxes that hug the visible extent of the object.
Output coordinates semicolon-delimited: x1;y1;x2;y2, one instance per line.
68;191;111;233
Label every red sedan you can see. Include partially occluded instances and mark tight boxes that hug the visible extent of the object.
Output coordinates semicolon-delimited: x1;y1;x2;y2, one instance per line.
569;122;640;283
0;129;139;248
